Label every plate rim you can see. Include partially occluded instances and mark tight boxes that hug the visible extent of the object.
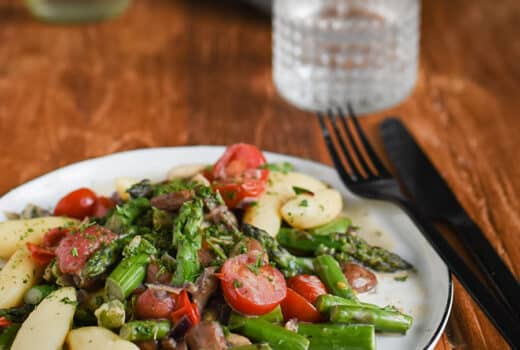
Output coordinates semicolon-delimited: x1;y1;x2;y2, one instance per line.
0;145;453;349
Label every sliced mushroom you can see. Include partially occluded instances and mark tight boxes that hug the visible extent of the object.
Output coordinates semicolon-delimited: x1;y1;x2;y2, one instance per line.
192;267;219;312
150;190;195;211
226;333;252;347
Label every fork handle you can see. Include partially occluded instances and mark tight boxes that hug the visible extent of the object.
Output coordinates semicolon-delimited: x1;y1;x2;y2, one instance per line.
396;199;520;348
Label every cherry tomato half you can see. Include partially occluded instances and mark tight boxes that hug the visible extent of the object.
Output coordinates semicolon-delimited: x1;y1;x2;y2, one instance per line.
280;288;322;323
171;290;200;327
219;251;286;316
212;168;269;208
212;143;267;179
211;144;269;208
26;242;55;266
287;274;328;304
92;196;116;218
54;188;97;219
135;289;175;320
0;316;11;328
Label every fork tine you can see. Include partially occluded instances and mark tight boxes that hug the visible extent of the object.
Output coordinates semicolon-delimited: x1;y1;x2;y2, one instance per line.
317;112;355;184
326;109;362;180
337;108;375;178
347;104;391;177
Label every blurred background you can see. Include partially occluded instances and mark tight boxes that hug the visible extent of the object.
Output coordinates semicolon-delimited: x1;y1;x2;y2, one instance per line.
0;0;519;348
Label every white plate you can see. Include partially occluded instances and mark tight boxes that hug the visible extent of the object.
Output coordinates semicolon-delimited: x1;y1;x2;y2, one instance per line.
0;146;452;350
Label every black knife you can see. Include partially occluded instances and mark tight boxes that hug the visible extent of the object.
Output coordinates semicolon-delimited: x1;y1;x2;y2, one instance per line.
380;118;520;320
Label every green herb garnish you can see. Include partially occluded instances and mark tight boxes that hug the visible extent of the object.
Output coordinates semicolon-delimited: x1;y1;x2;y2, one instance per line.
293;186;314;195
247;254;264;275
261;162;293;174
394;274;409;282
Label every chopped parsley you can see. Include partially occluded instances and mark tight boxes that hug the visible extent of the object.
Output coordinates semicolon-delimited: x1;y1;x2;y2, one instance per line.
70;247;79;257
226;191;237;200
233;279;242;288
261;162;293;174
60;297;78;305
292;186;314;196
247;254;264;275
78;221;95;233
394;274;409;282
298;199;309;207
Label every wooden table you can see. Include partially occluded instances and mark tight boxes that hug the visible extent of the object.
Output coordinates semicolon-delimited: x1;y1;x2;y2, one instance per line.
0;0;518;348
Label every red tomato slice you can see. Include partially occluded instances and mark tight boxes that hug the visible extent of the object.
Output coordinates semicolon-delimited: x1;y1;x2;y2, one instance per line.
55;225;117;275
219;251;286;316
54;188;97;219
212;169;269;208
135;288;175;320
92;196;116;218
212;143;267;179
0;316;10;328
280;288;322;323
287;274;328;304
26;242;55;266
171;290;200;327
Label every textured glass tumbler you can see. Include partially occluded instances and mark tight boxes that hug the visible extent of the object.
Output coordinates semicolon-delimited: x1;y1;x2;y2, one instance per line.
273;0;420;114
25;0;131;23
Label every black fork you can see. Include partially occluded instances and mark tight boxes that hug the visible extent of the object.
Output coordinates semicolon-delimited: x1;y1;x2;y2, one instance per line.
317;107;520;349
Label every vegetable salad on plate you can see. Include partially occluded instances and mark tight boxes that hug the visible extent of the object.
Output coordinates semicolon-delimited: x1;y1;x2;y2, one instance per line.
0;143;414;350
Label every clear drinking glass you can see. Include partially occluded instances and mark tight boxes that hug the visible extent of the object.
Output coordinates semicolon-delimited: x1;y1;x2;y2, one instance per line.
273;0;420;114
25;0;131;23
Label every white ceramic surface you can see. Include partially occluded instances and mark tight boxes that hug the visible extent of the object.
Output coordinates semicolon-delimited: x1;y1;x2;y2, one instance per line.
0;146;452;350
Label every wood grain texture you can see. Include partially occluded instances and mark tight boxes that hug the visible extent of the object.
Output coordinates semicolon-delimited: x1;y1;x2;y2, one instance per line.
0;0;518;348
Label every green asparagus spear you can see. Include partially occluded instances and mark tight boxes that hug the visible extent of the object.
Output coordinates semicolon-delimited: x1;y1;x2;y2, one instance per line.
82;240;123;279
315;294;380;314
85;196;162;281
309;218;352;235
297;323;375;350
94;300;126;329
277;227;412;272
242;224;313;278
229;313;309;350
119;320;171;341
230;345;273;350
23;285;56;305
0;324;21;350
330;305;413;334
105;253;149;300
200;187;240;235
106;197;151;232
257;306;283;324
314;255;357;300
171;199;204;286
123;235;157;257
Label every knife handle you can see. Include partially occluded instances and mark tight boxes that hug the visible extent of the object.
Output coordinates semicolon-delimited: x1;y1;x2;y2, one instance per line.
451;219;520;320
395;199;520;348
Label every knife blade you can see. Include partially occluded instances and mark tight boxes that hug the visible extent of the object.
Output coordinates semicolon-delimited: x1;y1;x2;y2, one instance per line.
380;118;520;319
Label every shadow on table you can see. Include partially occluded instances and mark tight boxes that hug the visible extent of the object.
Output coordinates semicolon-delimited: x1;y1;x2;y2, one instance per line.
174;0;270;24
